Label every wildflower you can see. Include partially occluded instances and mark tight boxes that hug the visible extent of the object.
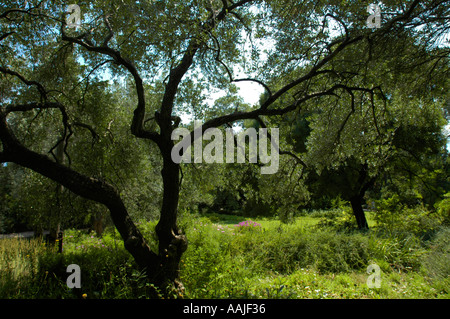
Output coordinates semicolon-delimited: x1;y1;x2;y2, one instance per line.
82;293;87;299
234;220;262;232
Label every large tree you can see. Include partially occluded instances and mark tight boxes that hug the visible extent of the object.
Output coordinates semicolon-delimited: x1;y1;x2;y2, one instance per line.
1;0;448;294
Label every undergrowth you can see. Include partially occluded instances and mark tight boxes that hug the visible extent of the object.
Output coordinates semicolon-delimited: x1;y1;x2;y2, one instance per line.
1;211;448;299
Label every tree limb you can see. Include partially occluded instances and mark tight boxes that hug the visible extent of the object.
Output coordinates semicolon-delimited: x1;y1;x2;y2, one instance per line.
233;78;273;98
73;121;100;141
0;112;158;269
0;31;15;41
0;66;47;101
102;15;114;48
158;0;256;135
0;151;11;163
260;35;365;111
4;102;61;114
60;24;160;144
255;117;308;168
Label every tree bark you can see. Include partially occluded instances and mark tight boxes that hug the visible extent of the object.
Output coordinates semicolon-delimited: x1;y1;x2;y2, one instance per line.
350;195;369;230
153;140;187;295
348;164;375;230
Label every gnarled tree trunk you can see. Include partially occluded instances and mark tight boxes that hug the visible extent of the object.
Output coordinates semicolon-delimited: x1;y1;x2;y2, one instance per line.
350;195;369;230
0;114;171;293
348;164;376;231
154;154;187;294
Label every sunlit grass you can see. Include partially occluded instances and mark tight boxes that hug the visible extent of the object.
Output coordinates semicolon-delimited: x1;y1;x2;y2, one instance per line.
0;237;44;277
0;237;47;297
0;213;448;299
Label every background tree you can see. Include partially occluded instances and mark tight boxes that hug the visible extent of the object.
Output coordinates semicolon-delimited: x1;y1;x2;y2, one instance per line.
289;22;449;229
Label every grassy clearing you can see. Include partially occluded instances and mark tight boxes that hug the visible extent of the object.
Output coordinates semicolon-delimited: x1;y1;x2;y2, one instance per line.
178;213;449;299
0;212;448;299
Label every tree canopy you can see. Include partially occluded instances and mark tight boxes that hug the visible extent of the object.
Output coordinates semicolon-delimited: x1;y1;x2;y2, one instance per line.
1;0;448;295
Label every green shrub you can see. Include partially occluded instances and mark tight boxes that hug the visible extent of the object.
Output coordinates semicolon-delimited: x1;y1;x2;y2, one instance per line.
257;229;306;273
422;226;450;280
373;195;403;230
435;193;450;225
374;195;444;239
368;233;425;272
180;219;234;297
315;207;357;232
302;231;370;273
231;226;371;274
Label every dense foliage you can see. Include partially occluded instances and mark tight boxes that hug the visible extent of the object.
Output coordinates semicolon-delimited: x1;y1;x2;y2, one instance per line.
1;212;448;298
0;0;449;297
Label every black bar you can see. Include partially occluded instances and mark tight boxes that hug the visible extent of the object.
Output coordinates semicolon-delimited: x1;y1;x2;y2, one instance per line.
0;299;446;317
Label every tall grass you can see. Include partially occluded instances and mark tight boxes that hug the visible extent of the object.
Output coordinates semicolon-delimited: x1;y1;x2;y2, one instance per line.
422;226;450;280
0;237;45;297
0;227;160;299
178;214;449;298
1;213;448;299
